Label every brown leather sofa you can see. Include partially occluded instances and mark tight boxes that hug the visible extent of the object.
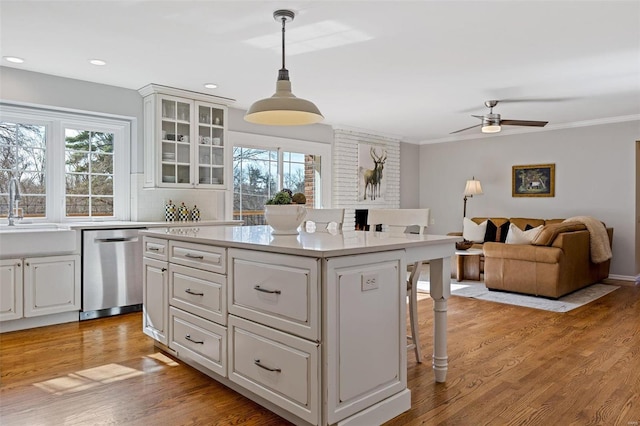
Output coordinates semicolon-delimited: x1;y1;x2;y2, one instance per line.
452;217;614;298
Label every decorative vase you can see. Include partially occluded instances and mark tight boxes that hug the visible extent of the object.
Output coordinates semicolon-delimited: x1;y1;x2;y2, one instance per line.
264;205;307;235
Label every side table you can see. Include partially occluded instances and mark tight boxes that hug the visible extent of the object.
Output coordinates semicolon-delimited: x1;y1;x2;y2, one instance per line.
453;248;484;281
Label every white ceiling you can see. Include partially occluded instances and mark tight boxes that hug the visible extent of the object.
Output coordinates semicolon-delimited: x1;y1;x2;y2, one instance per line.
1;0;639;144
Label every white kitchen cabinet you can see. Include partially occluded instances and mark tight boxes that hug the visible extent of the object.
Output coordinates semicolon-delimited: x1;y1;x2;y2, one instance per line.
139;84;230;189
142;257;169;345
23;255;81;317
0;259;23;321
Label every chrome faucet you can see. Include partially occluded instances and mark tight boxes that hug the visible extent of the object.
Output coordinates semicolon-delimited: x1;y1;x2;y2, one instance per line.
8;177;21;226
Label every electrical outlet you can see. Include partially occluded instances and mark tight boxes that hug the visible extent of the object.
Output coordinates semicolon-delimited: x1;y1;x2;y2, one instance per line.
430;218;435;225
361;273;379;291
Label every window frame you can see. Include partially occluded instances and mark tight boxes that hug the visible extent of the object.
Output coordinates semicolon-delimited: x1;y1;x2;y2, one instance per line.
227;131;332;220
0;103;132;222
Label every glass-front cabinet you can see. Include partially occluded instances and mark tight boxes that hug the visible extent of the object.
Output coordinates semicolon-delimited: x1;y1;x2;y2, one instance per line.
139;84;229;189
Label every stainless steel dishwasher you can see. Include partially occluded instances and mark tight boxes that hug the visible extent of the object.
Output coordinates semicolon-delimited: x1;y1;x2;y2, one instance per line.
80;228;146;320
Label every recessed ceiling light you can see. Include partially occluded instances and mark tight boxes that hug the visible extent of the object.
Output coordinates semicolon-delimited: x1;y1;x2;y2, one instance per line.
204;83;218;89
89;59;106;66
4;56;24;64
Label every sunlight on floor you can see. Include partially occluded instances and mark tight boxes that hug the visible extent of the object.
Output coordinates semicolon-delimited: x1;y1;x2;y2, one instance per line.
33;352;177;395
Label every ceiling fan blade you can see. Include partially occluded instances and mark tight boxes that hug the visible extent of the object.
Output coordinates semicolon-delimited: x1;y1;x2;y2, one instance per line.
500;119;548;127
450;123;482;134
498;97;576;104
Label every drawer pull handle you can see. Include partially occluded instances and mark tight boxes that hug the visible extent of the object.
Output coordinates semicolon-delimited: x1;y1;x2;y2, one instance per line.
161;268;167;272
185;288;204;296
184;253;204;259
148;247;160;251
185;334;204;344
254;359;281;373
253;285;281;295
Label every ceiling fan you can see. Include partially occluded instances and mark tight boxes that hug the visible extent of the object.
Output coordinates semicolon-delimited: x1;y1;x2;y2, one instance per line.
450;100;548;134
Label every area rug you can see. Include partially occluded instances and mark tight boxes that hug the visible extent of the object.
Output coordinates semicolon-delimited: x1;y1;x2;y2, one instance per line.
416;280;619;313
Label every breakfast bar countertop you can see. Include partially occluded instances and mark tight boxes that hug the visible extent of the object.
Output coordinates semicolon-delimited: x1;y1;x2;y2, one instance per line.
141;224;461;259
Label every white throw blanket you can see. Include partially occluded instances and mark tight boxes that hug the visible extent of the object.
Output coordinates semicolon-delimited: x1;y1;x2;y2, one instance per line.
564;216;612;263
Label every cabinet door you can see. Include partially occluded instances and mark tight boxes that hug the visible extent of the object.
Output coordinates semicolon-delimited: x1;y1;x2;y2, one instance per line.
143;257;169;344
0;259;23;321
195;101;226;188
159;95;193;187
23;255;80;317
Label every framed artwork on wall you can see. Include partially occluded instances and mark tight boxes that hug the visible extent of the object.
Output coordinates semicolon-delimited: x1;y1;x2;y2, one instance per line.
358;144;387;202
512;163;555;197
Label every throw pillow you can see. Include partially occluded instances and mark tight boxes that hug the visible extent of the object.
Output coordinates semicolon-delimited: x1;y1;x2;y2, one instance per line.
463;217;487;243
484;220;511;243
484;220;498;242
498;221;511;242
505;223;543;244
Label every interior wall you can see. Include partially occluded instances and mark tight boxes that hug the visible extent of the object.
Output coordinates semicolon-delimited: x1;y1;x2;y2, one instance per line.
636;141;640;280
0;66;144;171
400;142;420;208
419;120;639;277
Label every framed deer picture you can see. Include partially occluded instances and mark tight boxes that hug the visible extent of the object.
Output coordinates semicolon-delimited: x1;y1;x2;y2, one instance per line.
358;143;387;202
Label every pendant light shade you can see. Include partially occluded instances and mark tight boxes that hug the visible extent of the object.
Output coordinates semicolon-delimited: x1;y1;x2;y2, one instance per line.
244;10;323;126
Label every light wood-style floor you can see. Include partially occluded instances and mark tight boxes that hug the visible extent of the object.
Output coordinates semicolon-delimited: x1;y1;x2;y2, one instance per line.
1;280;639;426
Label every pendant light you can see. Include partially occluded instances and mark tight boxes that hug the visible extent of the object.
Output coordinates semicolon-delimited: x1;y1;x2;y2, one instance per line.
244;9;324;126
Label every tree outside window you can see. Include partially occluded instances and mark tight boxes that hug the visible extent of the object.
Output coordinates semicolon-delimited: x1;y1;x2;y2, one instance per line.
65;129;114;217
0;122;47;217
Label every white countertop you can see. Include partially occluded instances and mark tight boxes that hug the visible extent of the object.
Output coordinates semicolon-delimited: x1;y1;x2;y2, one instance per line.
142;225;461;258
66;220;242;230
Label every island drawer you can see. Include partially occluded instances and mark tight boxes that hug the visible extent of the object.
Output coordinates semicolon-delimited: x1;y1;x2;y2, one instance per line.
143;237;168;261
169;241;226;274
228;249;319;341
169;264;226;325
169;307;226;377
228;315;319;425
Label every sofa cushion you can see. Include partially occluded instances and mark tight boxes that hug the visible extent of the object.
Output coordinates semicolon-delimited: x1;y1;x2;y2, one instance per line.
532;222;587;246
463;217;487;243
505;223;543;244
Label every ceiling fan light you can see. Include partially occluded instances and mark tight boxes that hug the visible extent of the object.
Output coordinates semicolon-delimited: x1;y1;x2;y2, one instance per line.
482;124;501;133
245;79;323;126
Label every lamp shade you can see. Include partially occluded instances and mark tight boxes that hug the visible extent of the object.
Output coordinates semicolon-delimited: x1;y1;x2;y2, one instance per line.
244;80;323;126
464;179;483;196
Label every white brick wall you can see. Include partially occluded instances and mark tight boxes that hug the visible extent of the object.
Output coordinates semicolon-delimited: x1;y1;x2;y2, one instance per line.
332;129;401;230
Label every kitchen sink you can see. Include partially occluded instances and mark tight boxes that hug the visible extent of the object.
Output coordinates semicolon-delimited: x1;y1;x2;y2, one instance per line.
0;223;77;257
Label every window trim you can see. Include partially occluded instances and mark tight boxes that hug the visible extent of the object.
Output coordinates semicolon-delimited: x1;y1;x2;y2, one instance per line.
0;103;132;222
227;131;332;219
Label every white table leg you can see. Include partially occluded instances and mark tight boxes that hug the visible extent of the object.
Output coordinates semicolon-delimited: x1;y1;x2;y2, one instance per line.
428;257;451;383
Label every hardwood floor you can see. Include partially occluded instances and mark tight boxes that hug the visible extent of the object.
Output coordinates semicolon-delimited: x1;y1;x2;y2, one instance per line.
1;280;639;425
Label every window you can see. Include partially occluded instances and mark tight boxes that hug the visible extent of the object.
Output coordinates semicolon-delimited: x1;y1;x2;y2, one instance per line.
0;104;131;222
65;128;114;217
230;132;330;226
0;121;47;217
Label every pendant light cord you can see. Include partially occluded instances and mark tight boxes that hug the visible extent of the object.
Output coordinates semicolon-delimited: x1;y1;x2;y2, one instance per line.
278;14;289;81
281;15;286;70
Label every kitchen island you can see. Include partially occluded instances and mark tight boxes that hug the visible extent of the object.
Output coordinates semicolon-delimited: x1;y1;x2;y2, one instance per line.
140;225;459;426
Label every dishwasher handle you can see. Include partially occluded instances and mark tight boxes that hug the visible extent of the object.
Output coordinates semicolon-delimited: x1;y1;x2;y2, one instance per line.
95;237;139;243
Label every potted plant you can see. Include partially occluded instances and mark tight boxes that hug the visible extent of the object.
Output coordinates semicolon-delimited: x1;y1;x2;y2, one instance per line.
264;189;307;235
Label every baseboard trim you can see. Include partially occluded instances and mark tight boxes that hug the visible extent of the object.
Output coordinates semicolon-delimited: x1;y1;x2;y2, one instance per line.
607;274;635;282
